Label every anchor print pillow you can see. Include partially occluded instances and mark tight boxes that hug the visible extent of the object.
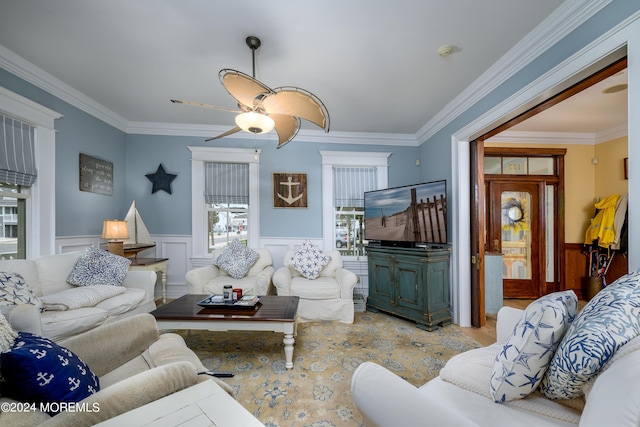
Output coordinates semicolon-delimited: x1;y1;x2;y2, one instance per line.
0;332;99;414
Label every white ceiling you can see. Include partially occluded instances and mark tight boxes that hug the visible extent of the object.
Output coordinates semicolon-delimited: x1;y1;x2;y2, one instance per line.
0;0;627;141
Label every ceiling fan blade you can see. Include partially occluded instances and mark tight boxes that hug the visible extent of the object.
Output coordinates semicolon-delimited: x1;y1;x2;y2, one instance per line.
204;126;242;142
270;114;300;149
260;87;330;131
219;69;274;110
170;99;241;113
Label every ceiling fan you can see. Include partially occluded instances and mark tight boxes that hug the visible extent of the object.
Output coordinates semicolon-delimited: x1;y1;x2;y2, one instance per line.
171;36;330;148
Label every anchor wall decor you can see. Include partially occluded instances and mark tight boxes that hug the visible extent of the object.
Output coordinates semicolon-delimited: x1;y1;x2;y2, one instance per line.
273;173;307;208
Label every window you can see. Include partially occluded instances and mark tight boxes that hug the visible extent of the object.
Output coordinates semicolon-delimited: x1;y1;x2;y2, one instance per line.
0;87;60;258
333;167;376;256
205;162;249;252
321;151;390;256
189;147;260;258
0;183;26;259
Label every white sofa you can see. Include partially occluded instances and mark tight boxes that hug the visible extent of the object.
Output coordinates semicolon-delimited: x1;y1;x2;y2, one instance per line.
0;251;157;341
0;305;234;426
351;306;640;426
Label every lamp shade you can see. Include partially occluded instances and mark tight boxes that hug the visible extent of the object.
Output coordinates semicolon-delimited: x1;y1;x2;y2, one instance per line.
235;112;275;134
101;220;129;240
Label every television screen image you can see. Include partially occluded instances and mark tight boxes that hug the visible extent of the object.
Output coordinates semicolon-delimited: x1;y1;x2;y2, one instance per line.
364;180;447;245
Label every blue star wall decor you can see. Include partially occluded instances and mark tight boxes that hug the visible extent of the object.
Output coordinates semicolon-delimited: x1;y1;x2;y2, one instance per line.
146;164;177;194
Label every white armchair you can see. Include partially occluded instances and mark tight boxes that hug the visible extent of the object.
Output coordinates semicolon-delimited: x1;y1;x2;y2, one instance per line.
185;248;275;296
272;250;357;323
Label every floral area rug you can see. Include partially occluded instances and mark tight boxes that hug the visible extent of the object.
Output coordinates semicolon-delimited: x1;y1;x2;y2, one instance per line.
172;311;480;427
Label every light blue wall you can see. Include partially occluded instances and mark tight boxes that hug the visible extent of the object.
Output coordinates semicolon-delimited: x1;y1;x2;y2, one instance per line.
0;68;128;237
125;134;420;237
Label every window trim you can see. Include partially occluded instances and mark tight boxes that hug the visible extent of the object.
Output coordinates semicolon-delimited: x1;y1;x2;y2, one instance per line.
0;87;61;257
320;151;390;254
189;147;261;258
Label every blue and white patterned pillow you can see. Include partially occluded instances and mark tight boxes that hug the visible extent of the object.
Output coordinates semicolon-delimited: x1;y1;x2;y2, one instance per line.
1;332;99;414
490;290;578;402
67;247;131;287
214;240;259;280
287;240;331;280
541;272;640;399
0;271;44;313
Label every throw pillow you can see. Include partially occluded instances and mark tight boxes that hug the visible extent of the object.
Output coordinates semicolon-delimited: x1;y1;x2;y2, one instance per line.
541;271;640;399
214;240;260;280
489;290;578;402
67;247;131;287
0;271;45;313
0;332;99;414
287;240;331;280
0;312;17;353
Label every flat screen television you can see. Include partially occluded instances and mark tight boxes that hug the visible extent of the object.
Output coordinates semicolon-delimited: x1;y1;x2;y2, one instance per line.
364;180;447;247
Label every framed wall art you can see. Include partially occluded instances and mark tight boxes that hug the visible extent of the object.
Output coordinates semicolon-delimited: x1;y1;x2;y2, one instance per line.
79;153;113;195
273;173;307;208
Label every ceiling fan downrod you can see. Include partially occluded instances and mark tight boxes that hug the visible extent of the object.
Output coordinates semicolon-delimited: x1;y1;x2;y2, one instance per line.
245;36;261;79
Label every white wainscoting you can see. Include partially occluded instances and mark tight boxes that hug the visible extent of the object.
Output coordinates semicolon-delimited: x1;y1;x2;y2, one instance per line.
56;235;369;300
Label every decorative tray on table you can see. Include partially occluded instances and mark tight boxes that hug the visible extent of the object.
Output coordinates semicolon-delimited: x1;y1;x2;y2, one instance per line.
197;294;260;309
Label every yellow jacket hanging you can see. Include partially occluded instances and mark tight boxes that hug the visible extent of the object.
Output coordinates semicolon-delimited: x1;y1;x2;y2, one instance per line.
584;194;620;247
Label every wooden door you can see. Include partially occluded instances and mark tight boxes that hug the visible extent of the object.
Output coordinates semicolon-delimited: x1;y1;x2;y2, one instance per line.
487;181;545;299
470;140;485;327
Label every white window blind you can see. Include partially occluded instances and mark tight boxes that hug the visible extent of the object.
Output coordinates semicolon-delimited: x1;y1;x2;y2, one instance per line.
0;114;36;187
205;163;249;204
333;167;376;207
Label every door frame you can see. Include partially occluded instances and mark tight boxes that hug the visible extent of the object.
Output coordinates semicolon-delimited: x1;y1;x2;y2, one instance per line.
450;22;637;327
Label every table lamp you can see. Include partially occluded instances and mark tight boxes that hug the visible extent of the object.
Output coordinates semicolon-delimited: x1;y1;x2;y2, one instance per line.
101;219;129;257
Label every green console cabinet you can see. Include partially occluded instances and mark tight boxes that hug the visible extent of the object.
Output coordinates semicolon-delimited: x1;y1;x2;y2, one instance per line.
366;245;451;331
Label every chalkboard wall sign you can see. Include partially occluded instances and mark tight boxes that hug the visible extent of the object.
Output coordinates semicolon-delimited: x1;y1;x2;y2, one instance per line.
79;153;114;195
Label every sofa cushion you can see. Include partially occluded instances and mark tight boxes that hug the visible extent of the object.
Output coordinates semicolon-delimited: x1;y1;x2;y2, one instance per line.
99;333;205;388
94;288;145;316
41;307;108;342
246;249;273;277
203;276;260;296
214;240;259;280
0;332;99;414
35;251;82;295
290;277;341;299
0;271;45;313
40;285;127;311
542;272;640;399
67;247;131;287
580;350;640;427
287;240;331;280
490;290;578;402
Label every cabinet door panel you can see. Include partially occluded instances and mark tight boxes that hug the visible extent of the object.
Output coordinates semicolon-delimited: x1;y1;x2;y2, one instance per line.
396;259;422;310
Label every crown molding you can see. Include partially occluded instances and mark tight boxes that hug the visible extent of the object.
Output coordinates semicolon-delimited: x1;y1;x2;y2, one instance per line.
486;123;627;145
0;44;128;131
126;121;419;146
416;0;612;143
595;123;628;144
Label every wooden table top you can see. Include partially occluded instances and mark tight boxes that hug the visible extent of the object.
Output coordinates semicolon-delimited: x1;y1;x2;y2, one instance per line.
151;294;299;322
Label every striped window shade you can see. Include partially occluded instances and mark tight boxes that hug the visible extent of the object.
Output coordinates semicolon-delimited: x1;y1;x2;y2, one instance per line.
1;114;37;187
333;167;377;207
205;162;249;204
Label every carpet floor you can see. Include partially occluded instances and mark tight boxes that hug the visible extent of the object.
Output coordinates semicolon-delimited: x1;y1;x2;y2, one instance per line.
173;311;480;427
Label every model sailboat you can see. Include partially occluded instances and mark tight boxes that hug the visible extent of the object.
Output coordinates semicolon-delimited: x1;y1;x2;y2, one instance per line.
122;200;155;259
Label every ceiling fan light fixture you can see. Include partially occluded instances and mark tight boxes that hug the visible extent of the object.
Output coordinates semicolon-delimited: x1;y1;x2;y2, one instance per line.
235;111;275;134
